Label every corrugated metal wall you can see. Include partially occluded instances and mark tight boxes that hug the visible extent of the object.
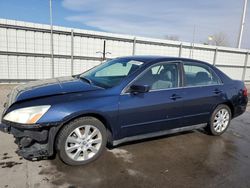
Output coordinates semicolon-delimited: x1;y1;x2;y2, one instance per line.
0;19;249;82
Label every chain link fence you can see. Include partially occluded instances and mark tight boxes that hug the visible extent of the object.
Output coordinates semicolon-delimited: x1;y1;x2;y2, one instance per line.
0;19;249;83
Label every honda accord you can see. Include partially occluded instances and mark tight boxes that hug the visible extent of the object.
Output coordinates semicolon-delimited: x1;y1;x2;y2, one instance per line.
0;56;248;165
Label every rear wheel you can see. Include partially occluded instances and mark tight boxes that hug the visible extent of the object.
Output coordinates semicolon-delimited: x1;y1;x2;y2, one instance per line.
56;117;107;165
205;104;231;135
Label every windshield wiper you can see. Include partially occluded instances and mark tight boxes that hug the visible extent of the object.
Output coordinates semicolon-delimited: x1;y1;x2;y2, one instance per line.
79;76;92;85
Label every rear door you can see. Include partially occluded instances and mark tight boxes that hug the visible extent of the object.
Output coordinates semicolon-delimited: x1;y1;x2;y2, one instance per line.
118;62;184;138
180;61;224;126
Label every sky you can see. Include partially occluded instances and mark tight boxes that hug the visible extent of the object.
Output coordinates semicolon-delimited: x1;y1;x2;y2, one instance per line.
0;0;249;49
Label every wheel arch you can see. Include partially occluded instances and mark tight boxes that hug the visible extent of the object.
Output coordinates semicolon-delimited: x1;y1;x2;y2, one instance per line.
212;101;234;118
221;101;234;117
52;112;114;155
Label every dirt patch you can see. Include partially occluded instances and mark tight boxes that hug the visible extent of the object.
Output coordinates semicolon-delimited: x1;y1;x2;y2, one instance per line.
1;156;12;160
108;148;133;163
0;161;22;168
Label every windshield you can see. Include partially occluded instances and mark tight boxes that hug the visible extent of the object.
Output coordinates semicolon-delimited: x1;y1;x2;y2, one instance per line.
80;59;144;88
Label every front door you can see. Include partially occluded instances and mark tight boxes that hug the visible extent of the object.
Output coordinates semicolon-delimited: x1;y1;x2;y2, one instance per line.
118;62;184;137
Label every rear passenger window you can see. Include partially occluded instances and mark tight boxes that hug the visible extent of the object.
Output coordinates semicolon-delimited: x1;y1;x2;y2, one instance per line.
183;64;220;86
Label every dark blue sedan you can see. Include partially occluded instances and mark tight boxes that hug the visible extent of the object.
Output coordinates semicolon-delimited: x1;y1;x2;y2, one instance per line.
0;56;248;165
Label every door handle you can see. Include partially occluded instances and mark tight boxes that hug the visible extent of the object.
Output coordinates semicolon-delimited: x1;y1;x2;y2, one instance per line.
170;94;182;100
213;89;222;94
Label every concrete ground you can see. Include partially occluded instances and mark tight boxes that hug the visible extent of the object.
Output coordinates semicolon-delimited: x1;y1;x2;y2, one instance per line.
0;84;250;188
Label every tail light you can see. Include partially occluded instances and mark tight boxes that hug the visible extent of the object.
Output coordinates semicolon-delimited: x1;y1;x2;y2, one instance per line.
243;86;248;97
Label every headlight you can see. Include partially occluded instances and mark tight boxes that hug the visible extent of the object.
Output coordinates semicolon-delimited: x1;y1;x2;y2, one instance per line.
3;105;51;124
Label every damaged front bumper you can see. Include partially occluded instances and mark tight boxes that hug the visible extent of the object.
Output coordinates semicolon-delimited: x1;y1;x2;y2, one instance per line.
0;121;60;160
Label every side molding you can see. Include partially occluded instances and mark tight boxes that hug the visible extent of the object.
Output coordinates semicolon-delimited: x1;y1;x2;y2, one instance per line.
112;123;207;146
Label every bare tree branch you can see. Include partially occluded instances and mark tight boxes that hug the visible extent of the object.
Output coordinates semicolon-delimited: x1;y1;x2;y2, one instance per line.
204;32;230;47
164;35;179;41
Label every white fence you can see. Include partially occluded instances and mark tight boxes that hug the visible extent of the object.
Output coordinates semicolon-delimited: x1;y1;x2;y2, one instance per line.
0;19;249;82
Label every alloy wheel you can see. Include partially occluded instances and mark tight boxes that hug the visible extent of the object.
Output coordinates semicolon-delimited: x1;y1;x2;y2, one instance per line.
213;108;230;133
65;125;102;161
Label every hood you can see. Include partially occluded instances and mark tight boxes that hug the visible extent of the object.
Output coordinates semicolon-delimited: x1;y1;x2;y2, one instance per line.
5;76;102;107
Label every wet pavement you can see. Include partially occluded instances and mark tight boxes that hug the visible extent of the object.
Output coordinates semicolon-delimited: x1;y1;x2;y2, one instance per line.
0;84;250;188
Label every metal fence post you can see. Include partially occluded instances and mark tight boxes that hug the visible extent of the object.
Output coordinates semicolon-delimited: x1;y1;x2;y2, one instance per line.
16;29;19;79
213;48;218;66
179;43;182;57
50;0;54;78
25;30;27;79
50;32;54;78
132;37;136;55
6;28;10;80
103;40;106;61
242;52;249;81
189;43;194;58
71;29;74;75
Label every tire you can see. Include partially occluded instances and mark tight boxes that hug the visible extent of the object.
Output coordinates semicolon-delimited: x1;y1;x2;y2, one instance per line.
56;117;107;166
205;104;232;136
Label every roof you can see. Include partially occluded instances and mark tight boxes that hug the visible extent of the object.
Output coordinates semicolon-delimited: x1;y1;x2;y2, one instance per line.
118;55;209;65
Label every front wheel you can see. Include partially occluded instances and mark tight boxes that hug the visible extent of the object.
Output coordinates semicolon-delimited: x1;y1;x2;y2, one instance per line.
205;105;232;136
56;117;107;166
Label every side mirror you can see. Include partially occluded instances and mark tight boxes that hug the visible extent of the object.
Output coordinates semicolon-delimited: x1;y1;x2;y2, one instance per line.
129;85;150;94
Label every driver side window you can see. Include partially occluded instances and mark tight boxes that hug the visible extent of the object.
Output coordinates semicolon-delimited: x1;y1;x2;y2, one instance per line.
133;63;179;90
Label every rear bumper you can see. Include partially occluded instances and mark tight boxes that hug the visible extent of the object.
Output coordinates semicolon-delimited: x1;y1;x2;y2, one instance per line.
233;99;248;118
0;122;60;160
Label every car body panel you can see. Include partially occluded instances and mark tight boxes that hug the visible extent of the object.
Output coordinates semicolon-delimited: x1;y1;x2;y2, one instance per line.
119;88;183;137
180;85;226;126
3;76;102;113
